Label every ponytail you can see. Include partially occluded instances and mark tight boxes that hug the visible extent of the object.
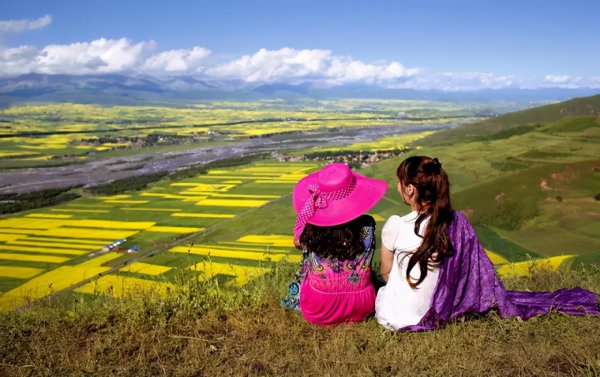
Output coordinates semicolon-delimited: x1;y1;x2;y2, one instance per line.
397;156;454;288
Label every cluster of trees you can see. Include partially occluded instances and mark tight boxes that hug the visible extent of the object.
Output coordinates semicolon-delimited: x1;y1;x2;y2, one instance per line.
78;133;203;148
0;188;81;214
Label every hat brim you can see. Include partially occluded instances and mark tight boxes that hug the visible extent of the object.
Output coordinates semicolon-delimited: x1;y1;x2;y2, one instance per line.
292;170;388;227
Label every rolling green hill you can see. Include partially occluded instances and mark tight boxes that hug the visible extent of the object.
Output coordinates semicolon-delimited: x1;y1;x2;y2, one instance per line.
382;94;600;265
422;93;600;145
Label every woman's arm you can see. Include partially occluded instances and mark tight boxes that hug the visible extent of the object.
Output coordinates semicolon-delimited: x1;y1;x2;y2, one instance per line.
379;245;394;283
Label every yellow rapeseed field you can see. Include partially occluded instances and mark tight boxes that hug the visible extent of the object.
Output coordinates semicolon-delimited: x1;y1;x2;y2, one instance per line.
0;266;43;279
485;249;510;265
496;255;575;278
0;244;89;256
195;199;269;207
0;228;36;234
74;275;175;298
236;235;295;248
124;262;172;276
22;237;107;246
103;200;149;204
170;246;291;262
33;228;140;240
119;206;182;212
371;214;386;222
0;253;70;264
0;151;34;158
254;180;298;184
51;209;110;213
62;220;155;229
0;252;121;311
25;213;73;219
142;192;207;201
191;262;270;286
0;234;22;242
187;243;276;253
95;195;132;200
7;240;105;250
172;213;235;219
146;226;203;234
0;218;152;231
170;182;230;191
206;193;280;199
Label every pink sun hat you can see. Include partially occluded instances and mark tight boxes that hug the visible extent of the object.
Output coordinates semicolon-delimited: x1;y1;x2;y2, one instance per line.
293;163;387;242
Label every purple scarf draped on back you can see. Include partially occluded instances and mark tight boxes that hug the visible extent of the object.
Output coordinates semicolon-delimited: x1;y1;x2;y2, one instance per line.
403;211;599;331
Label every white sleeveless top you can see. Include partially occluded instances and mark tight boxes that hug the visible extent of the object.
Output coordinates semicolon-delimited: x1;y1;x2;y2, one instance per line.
375;211;440;330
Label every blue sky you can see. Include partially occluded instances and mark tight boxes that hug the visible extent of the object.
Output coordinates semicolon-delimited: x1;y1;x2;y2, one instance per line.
1;0;599;90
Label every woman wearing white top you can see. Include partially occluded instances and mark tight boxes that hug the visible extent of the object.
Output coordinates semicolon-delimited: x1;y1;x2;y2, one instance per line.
375;156;455;330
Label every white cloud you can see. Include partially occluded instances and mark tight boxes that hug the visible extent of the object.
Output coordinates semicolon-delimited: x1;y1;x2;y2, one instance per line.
543;74;583;88
545;74;574;84
0;45;38;75
395;71;517;91
35;38;155;74
206;47;419;84
142;47;211;73
0;36;597;91
589;77;600;89
0;15;52;33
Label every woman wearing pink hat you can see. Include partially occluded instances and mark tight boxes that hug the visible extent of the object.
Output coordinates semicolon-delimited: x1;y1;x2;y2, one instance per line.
281;162;388;326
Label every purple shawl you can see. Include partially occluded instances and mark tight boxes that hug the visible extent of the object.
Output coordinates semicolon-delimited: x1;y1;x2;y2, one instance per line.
403;211;600;331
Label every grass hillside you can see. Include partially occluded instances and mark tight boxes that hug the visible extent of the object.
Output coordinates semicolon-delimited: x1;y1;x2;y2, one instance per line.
1;263;599;376
361;94;600;266
423;93;600;145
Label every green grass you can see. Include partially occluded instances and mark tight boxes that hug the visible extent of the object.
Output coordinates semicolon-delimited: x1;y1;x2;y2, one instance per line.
473;225;538;261
0;278;24;293
420;93;600;145
0;262;598;376
546;116;599;133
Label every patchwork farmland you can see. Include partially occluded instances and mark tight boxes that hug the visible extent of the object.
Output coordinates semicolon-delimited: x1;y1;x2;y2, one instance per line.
0;162;318;310
0;157;578;310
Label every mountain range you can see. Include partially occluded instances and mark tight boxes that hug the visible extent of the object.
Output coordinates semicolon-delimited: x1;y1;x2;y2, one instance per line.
1;74;599;107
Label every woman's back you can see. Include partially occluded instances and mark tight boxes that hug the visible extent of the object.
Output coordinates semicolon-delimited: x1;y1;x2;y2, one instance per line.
300;215;377;325
375;212;439;330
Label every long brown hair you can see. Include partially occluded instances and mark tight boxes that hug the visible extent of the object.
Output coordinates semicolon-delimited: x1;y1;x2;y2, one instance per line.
299;215;372;260
397;156;454;288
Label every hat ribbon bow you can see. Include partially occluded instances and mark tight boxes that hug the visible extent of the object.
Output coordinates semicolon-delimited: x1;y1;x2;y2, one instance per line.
308;184;328;209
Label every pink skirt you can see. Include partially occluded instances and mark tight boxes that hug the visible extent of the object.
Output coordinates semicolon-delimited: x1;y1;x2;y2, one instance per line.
299;271;376;326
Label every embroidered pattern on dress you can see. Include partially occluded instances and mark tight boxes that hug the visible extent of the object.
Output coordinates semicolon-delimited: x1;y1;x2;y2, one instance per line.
282;216;376;309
